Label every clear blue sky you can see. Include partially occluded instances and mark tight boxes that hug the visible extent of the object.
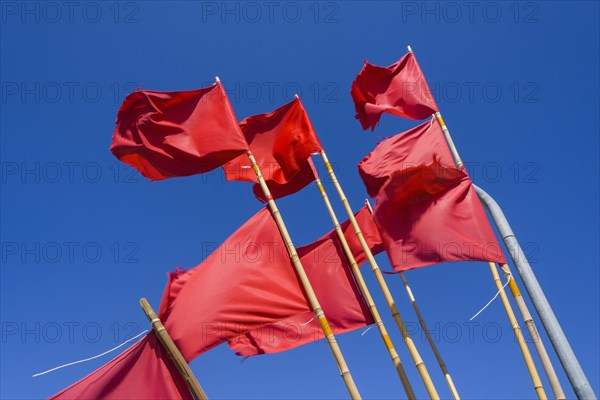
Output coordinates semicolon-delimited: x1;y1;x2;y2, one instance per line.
1;1;598;399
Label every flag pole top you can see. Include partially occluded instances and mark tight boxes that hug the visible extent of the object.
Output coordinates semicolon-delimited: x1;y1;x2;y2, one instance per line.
215;76;220;83
294;93;299;99
407;45;413;53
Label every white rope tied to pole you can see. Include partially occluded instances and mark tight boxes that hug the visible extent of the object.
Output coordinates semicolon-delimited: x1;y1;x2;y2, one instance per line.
469;275;512;321
32;329;148;378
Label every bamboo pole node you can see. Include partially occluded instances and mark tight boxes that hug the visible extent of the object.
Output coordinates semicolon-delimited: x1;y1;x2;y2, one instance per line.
139;298;208;400
246;150;362;399
365;198;460;399
312;166;417;399
320;151;439;399
487;264;547;399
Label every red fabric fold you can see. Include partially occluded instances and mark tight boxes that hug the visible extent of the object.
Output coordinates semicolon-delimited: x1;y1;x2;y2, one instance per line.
351;52;438;130
157;208;311;362
223;98;322;201
111;82;248;180
374;164;506;271
227;206;379;357
50;334;192;400
358;118;455;197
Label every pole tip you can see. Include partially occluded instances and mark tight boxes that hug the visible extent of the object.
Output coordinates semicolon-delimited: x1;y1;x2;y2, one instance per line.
407;45;413;53
294;93;299;99
215;76;221;83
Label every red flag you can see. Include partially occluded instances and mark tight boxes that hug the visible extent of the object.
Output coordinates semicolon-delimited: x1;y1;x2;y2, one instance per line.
358;118;455;197
158;208;312;362
351;52;438;130
337;205;385;265
50;334;192;400
366;127;506;271
223;98;322;201
228;207;379;357
111;82;249;180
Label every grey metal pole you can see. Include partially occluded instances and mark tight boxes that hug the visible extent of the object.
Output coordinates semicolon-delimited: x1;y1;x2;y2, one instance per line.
474;184;597;400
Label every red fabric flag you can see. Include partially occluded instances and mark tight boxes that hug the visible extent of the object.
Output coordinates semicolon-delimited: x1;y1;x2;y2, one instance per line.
223;98;323;201
228;207;379;357
111;82;249;180
50;334;192;400
351;52;438;130
336;205;385;266
366;129;506;271
158;207;312;362
358;118;455;197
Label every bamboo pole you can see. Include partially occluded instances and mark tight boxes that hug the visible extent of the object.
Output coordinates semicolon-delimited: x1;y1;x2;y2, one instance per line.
410;46;553;398
498;263;566;399
318;149;440;399
246;150;361;399
364;199;460;399
139;298;208;400
475;184;596;399
435;107;550;398
313;174;416;399
434;108;550;398
488;263;547;399
400;273;460;400
433;87;553;400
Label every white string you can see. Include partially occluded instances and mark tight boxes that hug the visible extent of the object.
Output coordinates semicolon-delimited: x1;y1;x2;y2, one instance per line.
360;326;373;336
426;115;435;131
32;329;148;378
299;318;314;326
469;275;512;321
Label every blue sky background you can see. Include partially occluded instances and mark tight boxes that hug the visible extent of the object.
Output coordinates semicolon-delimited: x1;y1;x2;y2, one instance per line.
1;1;598;399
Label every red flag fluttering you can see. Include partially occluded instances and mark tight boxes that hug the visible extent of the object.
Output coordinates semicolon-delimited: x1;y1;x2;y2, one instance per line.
228;205;380;356
157;206;373;361
351;52;438;131
358;118;455;197
111;82;249;180
158;207;310;361
360;119;506;272
50;334;192;400
223;97;323;202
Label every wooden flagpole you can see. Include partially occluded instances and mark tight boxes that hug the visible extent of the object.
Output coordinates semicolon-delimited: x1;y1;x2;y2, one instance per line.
435;107;549;399
498;263;566;399
313;173;416;399
246;150;362;399
318;149;440;399
139;298;208;400
407;45;556;399
364;199;460;400
487;263;547;399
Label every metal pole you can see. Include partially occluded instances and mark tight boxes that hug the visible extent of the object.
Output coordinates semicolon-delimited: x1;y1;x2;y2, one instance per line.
487;263;547;399
474;184;597;400
498;262;566;399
